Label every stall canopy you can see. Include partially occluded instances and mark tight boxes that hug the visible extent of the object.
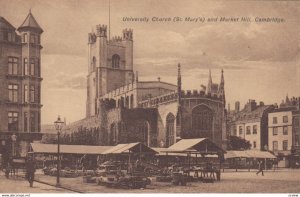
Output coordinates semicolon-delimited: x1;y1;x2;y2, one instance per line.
102;142;157;155
153;147;218;158
30;143;112;155
224;150;276;159
165;138;225;154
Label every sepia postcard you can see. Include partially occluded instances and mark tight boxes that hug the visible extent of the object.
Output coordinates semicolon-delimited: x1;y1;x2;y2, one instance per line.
0;0;299;195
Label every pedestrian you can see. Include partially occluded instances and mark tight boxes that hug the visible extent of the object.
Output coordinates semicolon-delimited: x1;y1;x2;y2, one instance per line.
25;155;36;187
256;160;264;176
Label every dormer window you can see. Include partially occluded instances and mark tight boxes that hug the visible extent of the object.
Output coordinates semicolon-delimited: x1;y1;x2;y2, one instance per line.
112;54;120;69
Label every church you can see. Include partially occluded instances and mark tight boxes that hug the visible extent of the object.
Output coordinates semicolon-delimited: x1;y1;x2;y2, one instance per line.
67;24;227;149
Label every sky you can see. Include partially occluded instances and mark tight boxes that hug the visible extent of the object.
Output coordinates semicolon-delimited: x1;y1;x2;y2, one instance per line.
0;0;299;124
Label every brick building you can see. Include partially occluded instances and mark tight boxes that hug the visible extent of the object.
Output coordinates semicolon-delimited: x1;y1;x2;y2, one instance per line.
65;24;227;149
228;100;274;150
0;11;43;157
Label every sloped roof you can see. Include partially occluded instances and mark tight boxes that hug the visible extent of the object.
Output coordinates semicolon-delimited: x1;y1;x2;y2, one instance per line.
152;147;218;158
30;143;112;155
224;150;276;159
18;11;43;33
0;16;16;30
167;138;225;154
102;142;157;154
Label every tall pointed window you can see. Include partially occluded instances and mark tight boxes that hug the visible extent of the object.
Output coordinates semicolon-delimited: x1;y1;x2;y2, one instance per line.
112;54;120;69
166;113;175;147
192;105;213;136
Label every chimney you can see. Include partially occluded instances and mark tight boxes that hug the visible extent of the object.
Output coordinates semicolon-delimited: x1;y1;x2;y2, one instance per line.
235;101;240;112
228;104;231;112
259;101;264;107
249;99;257;111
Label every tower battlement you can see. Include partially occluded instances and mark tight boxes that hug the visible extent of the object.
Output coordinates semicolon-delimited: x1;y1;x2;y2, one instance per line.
138;88;224;108
96;24;107;37
88;32;97;44
122;28;133;40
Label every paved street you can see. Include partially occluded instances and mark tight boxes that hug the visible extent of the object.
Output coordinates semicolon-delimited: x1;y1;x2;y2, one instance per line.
1;169;300;193
0;172;73;193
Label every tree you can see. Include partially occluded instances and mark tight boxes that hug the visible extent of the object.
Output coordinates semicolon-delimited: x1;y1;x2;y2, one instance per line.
227;136;251;150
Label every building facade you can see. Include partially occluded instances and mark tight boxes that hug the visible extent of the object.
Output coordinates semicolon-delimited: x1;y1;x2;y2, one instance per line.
229;100;274;150
0;12;43;157
268;108;294;153
65;24;227;149
267;96;300;167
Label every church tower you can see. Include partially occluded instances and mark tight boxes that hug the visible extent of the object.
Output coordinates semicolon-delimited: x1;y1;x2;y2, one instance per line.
86;25;134;117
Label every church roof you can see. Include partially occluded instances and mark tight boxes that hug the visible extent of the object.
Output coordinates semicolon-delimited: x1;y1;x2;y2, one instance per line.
0;16;16;30
17;11;43;33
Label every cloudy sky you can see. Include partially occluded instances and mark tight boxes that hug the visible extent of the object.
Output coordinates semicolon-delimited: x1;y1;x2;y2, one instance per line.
0;0;299;124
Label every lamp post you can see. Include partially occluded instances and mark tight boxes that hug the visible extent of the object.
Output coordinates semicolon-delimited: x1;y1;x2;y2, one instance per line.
54;115;64;187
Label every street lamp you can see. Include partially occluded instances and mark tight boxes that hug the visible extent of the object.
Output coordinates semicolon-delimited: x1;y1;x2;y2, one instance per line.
54;115;64;187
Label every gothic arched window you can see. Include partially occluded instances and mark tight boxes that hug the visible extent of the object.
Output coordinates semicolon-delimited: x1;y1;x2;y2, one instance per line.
166;113;175;147
192;105;213;136
112;54;120;69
